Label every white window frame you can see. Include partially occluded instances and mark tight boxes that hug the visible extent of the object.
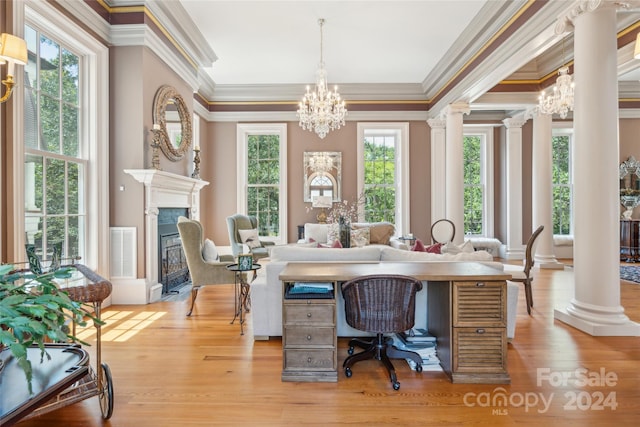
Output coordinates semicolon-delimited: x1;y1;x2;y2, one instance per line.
236;123;288;244
552;123;574;236
356;122;409;235
12;1;109;272
463;125;495;237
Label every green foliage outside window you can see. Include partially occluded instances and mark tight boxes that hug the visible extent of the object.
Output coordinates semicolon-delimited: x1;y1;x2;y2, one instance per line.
247;135;280;236
552;135;572;235
363;136;395;223
464;136;483;235
24;26;83;261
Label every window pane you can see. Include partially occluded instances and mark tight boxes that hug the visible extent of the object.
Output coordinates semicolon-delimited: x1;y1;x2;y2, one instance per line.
46;216;66;259
68;162;79;214
41;95;60;152
61;47;79;104
464;135;484;235
25;154;44;212
39;35;60;96
45;158;65;215
552;134;572;234
62;104;79;156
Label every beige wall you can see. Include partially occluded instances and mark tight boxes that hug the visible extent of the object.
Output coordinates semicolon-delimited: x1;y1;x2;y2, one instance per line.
109;45;194;277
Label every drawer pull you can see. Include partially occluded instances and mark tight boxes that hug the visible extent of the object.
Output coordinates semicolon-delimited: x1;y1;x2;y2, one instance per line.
307;313;312;318
476;328;486;334
475;282;485;287
306;300;312;304
307;335;312;340
307;357;312;363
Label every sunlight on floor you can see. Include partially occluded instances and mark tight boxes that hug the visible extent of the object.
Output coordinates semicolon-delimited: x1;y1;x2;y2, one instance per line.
75;310;167;342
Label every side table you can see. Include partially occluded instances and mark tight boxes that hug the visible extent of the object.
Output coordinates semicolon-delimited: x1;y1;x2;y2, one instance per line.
226;263;261;335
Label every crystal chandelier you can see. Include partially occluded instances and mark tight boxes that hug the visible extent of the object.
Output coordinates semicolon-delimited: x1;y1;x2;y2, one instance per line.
308;152;334;175
538;37;574;119
297;19;347;139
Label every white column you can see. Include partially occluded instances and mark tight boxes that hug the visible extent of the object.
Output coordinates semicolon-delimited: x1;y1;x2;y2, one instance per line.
444;103;469;244
553;4;639;336
531;109;563;269
428;118;447;223
502;117;526;260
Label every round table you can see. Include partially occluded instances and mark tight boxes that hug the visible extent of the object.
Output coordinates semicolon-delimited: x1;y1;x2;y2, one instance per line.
226;263;262;335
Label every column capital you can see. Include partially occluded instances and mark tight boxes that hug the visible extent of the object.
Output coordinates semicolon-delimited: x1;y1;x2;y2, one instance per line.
427;118;447;129
503;117;527;129
441;102;470;118
556;0;625;33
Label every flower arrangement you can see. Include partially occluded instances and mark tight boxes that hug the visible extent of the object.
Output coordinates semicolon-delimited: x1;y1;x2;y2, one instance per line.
326;192;365;224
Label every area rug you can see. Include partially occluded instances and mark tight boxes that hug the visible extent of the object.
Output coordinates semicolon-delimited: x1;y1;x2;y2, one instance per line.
620;266;640;284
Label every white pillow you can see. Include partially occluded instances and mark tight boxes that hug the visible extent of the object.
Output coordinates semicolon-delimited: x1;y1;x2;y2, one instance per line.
202;238;219;262
441;241;461;255
305;223;329;243
460;240;475;253
238;228;262;249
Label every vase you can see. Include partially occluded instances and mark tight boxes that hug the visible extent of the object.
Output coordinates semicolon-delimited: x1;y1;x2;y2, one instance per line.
339;216;351;248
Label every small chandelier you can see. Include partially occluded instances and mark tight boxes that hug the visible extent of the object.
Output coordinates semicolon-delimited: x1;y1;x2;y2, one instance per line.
297;18;347;139
538;36;574;119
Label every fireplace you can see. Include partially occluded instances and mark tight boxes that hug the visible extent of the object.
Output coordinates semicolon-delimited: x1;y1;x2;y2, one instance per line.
158;208;190;294
124;169;209;303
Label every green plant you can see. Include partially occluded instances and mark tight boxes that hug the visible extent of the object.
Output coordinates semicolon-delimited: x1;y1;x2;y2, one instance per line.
0;264;99;394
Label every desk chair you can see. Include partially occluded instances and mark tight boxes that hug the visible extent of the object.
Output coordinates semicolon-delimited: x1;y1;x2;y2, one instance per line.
503;225;544;315
341;275;423;390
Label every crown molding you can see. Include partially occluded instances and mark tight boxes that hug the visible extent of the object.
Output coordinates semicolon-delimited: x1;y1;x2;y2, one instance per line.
198;109;429;123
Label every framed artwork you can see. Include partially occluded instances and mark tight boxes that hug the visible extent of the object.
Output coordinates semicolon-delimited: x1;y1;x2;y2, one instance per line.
237;254;253;271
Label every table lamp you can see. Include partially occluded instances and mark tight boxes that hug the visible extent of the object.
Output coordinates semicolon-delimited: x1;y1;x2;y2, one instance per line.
312;195;333;223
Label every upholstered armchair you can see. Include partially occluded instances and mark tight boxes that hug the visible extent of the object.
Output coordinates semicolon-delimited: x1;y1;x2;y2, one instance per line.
177;216;236;316
226;214;275;260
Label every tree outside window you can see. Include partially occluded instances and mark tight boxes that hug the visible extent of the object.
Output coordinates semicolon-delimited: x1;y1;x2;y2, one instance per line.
464;135;483;235
247;134;280;237
552;134;572;235
363;135;396;223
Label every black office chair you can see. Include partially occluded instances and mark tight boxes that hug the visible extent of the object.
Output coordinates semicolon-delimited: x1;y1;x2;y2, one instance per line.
341;275;423;390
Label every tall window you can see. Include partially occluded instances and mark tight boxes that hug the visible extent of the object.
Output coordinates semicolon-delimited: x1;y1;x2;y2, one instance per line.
552;130;573;235
237;124;288;243
23;25;85;262
357;123;409;234
463;127;494;236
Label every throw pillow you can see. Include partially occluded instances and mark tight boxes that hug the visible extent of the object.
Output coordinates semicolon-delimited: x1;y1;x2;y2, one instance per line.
327;222;340;245
305;223;329;244
331;239;343;248
202;238;219;262
411;239;426;252
425;242;443;254
460;240;475;253
238;228;262;249
441;241;461;255
361;222;395;245
350;227;370;248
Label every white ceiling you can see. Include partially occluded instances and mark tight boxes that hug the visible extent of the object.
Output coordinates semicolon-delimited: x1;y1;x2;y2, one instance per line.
180;0;488;86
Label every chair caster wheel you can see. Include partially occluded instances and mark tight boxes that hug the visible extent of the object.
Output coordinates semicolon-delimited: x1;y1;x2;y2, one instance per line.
344;367;352;378
416;364;423;373
347;347;354;355
393;382;400;390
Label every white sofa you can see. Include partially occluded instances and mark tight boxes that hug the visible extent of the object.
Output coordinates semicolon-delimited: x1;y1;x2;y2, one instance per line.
250;245;519;341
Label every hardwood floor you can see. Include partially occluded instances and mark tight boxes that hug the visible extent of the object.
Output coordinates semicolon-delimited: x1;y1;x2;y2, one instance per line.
14;263;640;426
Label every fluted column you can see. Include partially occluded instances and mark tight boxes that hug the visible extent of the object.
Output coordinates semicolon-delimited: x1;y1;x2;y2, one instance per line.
531;109;562;269
444;103;469;244
502;117;526;259
428;118;447;224
553;3;639;335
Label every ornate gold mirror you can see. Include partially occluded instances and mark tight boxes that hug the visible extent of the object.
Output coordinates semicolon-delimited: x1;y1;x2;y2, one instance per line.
304;151;341;203
153;85;192;161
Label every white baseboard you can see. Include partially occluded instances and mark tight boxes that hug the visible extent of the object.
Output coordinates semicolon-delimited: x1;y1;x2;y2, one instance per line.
111;278;148;304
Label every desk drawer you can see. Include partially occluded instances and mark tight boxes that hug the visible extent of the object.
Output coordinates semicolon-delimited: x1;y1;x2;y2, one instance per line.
453;327;507;373
283;349;336;371
284;304;335;325
453;281;506;327
284;326;335;347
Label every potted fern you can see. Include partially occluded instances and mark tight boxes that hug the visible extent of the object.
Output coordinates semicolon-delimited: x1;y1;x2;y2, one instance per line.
0;264;99;394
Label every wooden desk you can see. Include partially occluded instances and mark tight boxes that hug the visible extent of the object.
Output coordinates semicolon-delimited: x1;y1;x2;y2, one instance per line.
279;262;511;384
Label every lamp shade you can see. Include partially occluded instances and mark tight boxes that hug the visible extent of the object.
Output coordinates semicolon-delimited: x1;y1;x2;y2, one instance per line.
312;195;333;208
0;33;28;65
635;33;640;60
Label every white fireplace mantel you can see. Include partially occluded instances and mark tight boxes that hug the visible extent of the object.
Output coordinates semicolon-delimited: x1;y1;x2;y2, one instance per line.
124;169;209;302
